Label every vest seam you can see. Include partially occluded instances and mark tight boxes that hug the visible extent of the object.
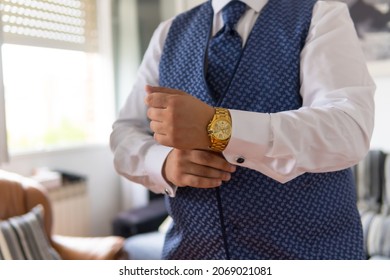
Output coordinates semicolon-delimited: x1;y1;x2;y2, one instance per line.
216;187;230;259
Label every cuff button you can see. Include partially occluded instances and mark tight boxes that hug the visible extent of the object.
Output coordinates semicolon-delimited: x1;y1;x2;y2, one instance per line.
236;157;245;164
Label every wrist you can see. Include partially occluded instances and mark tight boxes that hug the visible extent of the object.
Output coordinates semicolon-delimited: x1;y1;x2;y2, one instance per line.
207;107;232;152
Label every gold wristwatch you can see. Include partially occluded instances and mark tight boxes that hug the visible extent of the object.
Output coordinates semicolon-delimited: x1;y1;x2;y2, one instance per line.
207;107;232;152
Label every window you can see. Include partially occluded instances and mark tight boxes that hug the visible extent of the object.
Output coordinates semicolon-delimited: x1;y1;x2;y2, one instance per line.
0;0;111;154
2;44;98;152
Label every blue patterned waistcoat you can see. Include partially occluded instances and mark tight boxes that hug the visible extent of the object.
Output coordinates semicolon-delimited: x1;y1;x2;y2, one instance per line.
159;0;364;259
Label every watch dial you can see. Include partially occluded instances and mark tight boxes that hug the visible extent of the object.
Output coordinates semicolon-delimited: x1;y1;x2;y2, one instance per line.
214;120;231;140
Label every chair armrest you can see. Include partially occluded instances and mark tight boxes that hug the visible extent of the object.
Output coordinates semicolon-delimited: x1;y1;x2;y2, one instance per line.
52;235;127;260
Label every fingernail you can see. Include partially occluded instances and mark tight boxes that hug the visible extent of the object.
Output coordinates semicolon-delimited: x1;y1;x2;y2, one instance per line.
145;85;153;93
223;173;231;181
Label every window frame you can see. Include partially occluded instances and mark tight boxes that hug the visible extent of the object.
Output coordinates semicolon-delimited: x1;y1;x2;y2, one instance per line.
0;35;8;164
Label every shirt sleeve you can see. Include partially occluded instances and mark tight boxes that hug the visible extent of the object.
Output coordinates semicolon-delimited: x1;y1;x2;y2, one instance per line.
110;18;177;196
223;1;376;183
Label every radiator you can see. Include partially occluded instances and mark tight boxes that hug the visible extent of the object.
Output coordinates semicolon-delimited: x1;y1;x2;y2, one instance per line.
47;182;91;237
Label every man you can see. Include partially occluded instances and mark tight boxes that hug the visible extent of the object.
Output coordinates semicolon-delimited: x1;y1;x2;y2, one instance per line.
110;0;375;259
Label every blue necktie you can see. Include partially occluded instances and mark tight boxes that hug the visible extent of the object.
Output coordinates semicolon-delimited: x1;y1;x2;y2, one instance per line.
206;1;247;101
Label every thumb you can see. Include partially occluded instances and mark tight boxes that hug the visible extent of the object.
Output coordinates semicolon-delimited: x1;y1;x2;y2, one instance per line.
145;85;187;95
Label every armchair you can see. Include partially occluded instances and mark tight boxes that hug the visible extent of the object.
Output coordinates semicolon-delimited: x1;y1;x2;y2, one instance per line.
0;170;126;260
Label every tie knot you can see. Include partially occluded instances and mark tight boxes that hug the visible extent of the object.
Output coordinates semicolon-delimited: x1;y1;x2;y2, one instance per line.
222;1;247;30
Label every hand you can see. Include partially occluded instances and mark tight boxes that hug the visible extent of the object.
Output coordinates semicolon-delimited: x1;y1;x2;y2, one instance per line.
145;85;215;150
163;149;236;188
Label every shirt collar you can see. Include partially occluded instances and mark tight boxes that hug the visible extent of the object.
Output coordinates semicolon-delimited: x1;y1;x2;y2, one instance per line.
211;0;268;14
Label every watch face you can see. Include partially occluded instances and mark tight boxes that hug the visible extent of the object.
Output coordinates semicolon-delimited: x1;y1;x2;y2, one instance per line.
213;120;231;140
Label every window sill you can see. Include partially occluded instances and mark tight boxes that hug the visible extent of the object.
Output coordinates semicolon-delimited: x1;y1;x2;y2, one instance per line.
9;142;110;161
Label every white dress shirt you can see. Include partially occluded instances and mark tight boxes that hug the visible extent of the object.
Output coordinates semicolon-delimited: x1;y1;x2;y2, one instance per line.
110;0;375;197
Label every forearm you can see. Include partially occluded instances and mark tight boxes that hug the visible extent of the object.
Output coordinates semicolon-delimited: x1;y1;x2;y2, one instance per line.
224;98;374;183
110;121;174;195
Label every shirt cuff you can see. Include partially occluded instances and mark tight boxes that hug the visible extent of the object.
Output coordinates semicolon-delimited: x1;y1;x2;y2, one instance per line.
144;144;177;197
224;109;271;166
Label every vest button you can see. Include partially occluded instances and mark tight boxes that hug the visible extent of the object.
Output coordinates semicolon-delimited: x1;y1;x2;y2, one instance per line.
236;157;245;164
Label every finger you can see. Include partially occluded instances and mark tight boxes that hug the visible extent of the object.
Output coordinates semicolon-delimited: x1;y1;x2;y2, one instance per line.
145;85;186;96
180;174;222;189
145;92;168;109
150;121;166;136
191;150;236;173
153;133;172;147
154;134;185;149
186;163;232;181
147;107;165;121
145;84;154;94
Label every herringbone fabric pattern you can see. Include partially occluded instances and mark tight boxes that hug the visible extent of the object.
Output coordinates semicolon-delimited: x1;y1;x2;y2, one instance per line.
159;0;364;260
206;1;246;101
